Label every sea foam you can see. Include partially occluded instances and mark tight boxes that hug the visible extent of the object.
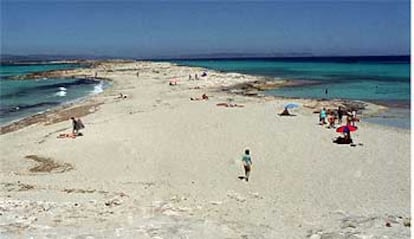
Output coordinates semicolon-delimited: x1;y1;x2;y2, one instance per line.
55;89;67;97
92;81;104;94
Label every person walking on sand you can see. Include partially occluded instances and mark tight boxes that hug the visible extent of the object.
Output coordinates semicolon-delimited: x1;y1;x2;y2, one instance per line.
319;108;327;125
242;149;252;182
337;106;343;124
351;109;357;126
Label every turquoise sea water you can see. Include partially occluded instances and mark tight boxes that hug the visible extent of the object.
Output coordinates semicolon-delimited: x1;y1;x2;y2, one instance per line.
174;56;410;128
0;63;106;125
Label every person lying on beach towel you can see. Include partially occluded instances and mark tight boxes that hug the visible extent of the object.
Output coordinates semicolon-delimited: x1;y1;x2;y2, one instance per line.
216;103;244;108
169;79;178;85
116;93;128;99
190;93;209;101
57;133;77;139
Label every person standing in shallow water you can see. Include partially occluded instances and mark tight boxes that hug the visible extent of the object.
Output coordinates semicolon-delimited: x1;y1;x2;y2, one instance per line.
242;149;252;182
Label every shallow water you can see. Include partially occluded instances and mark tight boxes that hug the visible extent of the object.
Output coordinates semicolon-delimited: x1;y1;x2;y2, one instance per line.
364;108;410;129
174;56;410;129
0;63;107;125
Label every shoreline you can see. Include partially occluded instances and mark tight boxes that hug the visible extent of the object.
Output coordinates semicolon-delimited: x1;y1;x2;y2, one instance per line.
0;76;111;133
1;60;407;134
0;60;410;238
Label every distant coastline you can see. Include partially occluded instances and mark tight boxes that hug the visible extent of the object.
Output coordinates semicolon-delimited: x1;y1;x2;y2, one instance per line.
163;54;410;62
0;61;84;66
1;54;409;64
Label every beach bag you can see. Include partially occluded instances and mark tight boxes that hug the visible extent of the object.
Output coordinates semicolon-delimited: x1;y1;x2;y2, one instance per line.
77;119;85;129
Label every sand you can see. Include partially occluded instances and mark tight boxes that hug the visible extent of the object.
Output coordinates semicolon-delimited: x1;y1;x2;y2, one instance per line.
0;61;410;238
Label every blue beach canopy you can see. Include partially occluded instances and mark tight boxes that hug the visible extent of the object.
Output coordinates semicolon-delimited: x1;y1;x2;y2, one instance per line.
285;103;299;109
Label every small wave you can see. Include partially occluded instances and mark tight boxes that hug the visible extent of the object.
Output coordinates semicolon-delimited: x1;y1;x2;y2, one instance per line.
55;90;67;97
1;79;98;99
92;81;104;94
59;87;67;91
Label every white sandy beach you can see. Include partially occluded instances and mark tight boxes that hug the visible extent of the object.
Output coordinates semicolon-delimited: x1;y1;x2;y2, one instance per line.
0;61;410;238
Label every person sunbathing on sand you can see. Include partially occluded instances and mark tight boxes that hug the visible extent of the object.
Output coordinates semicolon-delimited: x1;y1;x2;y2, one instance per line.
57;133;77;139
169;79;178;85
190;93;209;101
216;103;244;107
278;107;293;116
116;93;127;99
333;126;352;144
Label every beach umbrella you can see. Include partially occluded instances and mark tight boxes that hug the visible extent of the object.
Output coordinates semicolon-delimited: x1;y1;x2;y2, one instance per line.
285;103;299;109
336;125;358;133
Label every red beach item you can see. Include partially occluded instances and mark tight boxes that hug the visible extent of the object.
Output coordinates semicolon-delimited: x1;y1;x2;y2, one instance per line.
336;125;357;133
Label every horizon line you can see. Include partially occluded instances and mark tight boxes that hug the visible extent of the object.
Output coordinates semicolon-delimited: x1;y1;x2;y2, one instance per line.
1;53;410;61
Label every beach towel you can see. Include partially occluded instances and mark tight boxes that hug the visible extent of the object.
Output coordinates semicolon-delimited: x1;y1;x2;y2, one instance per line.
216;103;244;108
57;133;77;139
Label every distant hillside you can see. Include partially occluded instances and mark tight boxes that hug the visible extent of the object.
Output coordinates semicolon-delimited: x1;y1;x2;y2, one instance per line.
174;52;314;60
0;54;119;64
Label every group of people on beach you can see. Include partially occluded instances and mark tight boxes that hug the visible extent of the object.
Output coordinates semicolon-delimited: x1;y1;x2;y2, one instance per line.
168;71;208;86
319;106;358;128
188;72;207;81
190;93;209;101
318;106;359;144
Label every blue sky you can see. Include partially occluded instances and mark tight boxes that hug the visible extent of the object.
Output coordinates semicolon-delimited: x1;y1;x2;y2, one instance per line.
1;1;410;58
